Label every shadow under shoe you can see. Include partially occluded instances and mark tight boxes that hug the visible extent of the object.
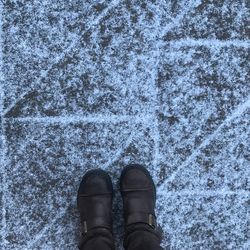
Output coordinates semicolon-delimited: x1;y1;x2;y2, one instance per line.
77;169;114;250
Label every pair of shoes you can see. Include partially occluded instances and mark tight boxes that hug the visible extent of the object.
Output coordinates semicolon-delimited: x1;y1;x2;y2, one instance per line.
77;164;157;237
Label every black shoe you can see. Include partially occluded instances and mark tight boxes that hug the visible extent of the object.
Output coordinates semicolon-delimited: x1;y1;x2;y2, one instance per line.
77;169;113;234
120;164;157;229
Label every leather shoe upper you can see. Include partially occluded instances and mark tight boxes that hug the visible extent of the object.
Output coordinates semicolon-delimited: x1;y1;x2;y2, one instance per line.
120;164;157;228
77;169;113;233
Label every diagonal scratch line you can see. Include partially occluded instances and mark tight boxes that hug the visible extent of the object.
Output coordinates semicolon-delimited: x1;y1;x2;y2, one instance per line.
25;122;144;249
102;124;141;170
159;0;202;38
158;96;250;192
7;114;151;125
160;189;250;197
2;0;122;117
169;38;250;48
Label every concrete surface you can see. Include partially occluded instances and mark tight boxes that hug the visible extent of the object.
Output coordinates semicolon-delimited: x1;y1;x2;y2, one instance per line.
0;0;249;249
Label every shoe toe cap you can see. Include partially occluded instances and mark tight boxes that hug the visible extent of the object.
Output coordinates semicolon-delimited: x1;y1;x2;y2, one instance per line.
121;165;153;190
78;169;112;195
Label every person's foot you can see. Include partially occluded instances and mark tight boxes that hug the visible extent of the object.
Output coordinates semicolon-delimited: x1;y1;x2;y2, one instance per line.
77;169;113;234
120;164;157;229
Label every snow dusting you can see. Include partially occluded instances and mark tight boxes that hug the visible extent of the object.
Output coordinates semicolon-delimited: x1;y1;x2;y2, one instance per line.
0;0;249;249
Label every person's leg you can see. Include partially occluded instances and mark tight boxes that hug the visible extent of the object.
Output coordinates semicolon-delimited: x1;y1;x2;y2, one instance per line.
77;169;115;250
120;164;163;250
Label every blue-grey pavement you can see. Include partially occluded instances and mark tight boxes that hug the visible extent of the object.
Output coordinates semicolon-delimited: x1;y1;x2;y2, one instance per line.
0;0;249;249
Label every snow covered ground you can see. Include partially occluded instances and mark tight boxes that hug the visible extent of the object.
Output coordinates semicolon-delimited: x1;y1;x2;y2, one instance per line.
0;0;249;249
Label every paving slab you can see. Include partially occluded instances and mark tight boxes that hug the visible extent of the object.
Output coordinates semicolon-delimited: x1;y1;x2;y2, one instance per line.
0;0;249;249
